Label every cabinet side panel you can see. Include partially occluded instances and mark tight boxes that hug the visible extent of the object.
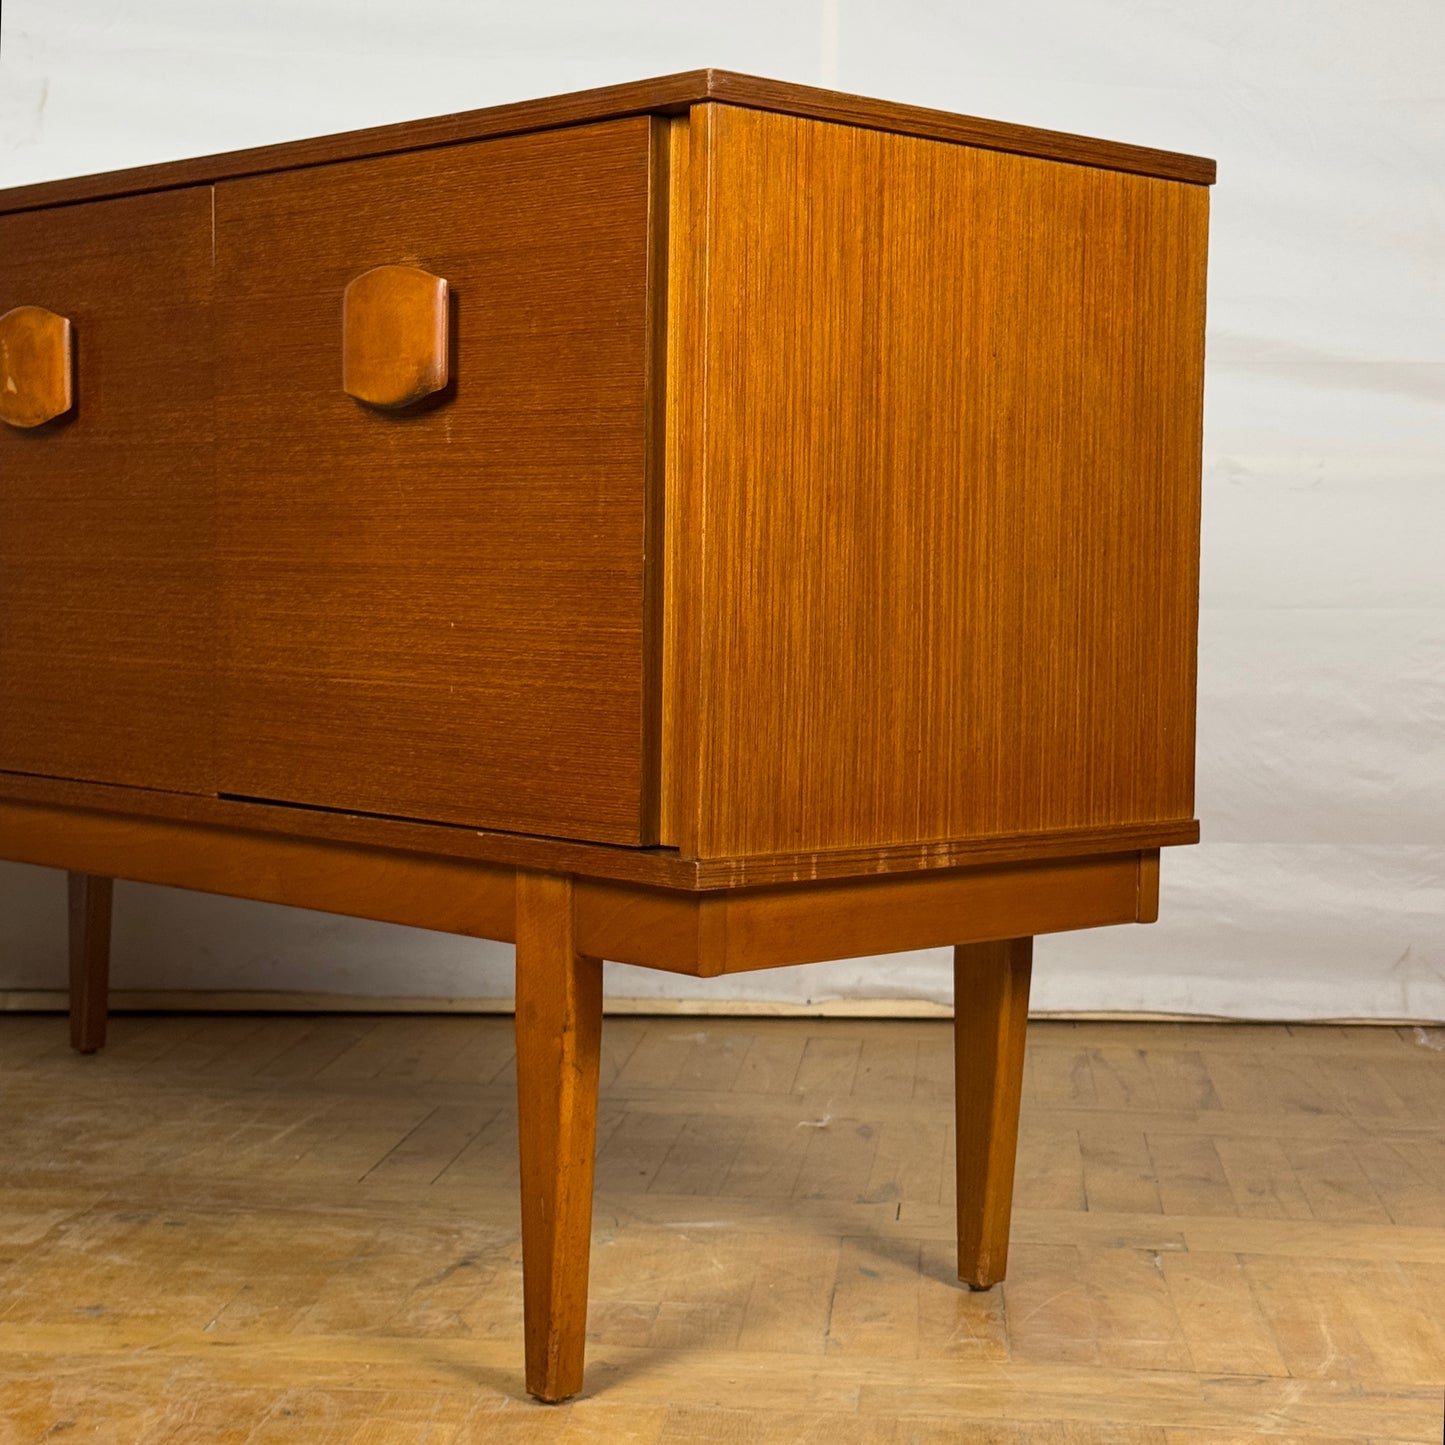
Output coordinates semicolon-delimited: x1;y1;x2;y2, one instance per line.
0;189;216;794
638;115;673;846
660;108;707;851
692;107;1207;858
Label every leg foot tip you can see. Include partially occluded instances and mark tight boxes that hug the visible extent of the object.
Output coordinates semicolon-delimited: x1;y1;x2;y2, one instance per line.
525;1365;584;1404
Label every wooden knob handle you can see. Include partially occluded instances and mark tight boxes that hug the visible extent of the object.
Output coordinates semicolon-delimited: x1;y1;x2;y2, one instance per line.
342;265;449;408
0;305;74;428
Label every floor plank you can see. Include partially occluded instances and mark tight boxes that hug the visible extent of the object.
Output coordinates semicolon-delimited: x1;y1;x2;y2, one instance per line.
0;1014;1440;1442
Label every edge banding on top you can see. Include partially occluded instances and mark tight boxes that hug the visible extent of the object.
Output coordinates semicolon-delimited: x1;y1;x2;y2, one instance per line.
0;69;1215;218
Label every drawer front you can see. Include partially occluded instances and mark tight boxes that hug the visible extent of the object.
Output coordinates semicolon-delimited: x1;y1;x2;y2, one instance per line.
215;118;659;845
0;189;216;794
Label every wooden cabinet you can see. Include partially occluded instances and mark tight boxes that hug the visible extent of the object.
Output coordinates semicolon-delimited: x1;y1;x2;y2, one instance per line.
0;98;1206;864
0;71;1212;1402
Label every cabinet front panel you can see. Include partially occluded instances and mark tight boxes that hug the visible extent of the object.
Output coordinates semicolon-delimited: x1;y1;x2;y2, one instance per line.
215;118;658;845
0;189;216;794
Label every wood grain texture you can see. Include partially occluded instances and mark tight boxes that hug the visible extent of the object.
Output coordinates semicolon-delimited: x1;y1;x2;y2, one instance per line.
0;773;1195;890
638;115;673;851
661;111;701;849
666;106;1208;859
574;849;1146;976
0;96;1207;888
1138;849;1162;923
954;937;1033;1287
686;821;1197;888
66;871;111;1054
0;188;216;795
3;1015;1436;1439
0;70;1215;218
340;264;449;408
215;118;657;845
713;854;1146;974
700;73;1216;184
0;795;1150;980
573;878;724;976
2;800;516;942
0;305;73;427
514;872;604;1401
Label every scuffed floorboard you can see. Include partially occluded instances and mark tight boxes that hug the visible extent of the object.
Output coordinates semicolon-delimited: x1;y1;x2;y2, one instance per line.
0;1013;1441;1442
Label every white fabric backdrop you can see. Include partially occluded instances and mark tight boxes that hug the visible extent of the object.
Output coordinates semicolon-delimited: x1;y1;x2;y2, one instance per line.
2;0;1442;1020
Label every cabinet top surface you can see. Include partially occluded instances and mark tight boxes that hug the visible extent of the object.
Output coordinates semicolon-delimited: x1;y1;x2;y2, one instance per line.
0;69;1215;216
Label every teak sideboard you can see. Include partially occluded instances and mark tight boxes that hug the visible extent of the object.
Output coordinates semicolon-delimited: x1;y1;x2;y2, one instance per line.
0;71;1212;1400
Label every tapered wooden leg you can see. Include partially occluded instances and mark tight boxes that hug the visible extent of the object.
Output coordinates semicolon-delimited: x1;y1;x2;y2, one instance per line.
953;936;1033;1289
67;872;113;1055
514;871;603;1402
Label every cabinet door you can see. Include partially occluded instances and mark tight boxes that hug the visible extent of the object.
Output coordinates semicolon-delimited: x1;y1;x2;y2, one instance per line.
0;189;215;793
215;118;658;846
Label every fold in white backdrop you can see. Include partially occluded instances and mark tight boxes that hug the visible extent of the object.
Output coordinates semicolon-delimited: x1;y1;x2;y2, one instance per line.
1;1;1442;1019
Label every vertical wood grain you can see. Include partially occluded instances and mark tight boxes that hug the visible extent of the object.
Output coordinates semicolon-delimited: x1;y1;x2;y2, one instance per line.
67;871;112;1054
667;106;1208;858
954;936;1033;1288
0;188;216;793
215;120;656;845
661;108;704;847
514;871;604;1402
1137;849;1161;923
638;116;673;845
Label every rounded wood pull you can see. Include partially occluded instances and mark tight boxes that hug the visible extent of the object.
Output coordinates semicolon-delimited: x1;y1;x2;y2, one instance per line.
0;305;74;428
342;265;449;409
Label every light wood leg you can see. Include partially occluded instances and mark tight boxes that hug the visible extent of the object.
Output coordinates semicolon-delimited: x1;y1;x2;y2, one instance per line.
953;935;1032;1289
514;871;603;1402
67;872;113;1055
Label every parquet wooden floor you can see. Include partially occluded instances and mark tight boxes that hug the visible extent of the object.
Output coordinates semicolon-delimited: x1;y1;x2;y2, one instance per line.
0;1013;1441;1442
